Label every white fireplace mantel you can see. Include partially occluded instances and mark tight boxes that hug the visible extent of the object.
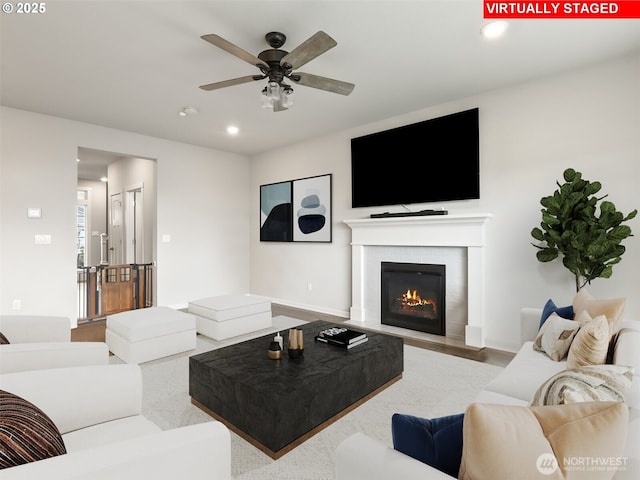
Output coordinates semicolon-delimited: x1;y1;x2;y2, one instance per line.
344;213;492;348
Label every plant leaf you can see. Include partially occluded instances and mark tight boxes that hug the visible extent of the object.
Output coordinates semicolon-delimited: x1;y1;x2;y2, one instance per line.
537;248;559;262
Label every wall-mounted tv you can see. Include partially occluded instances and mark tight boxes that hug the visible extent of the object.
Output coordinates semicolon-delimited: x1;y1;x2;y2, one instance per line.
351;107;479;208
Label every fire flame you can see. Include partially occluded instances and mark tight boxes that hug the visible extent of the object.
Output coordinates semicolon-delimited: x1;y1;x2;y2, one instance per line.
401;289;437;315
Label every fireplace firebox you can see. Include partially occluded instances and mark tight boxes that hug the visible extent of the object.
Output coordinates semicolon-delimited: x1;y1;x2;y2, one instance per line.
381;262;445;335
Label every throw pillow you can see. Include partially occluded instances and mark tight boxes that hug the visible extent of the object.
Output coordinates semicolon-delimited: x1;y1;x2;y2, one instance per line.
0;389;66;469
459;402;628;480
567;311;610;368
573;287;626;335
0;332;9;344
391;412;463;477
533;314;580;361
540;298;574;330
530;364;634;406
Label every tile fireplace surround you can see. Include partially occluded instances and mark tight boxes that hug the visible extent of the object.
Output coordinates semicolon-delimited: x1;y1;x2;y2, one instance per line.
344;213;492;348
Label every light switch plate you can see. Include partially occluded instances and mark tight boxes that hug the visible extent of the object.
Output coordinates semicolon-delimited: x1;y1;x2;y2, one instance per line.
34;234;52;244
27;207;41;218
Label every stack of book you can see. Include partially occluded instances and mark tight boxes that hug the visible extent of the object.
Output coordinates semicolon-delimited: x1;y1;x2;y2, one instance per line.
314;327;368;349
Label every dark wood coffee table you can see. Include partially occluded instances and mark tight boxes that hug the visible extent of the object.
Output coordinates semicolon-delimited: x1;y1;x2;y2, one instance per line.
189;320;403;459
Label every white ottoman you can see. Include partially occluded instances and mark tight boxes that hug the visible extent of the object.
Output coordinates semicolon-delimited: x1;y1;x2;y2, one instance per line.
188;294;272;341
105;307;196;364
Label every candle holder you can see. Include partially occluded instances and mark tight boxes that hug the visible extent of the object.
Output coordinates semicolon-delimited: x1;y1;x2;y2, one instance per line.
267;341;282;360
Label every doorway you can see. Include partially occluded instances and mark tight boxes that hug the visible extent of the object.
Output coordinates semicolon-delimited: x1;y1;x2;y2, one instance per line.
76;147;157;322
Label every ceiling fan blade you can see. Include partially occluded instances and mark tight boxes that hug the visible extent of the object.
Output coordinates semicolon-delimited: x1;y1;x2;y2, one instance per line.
280;31;337;70
199;75;264;91
201;34;269;69
290;72;355;96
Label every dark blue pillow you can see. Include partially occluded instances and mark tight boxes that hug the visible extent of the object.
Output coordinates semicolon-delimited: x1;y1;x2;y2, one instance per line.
391;412;463;477
539;299;574;330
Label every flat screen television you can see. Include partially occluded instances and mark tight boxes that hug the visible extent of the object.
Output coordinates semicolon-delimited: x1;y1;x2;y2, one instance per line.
351;107;479;208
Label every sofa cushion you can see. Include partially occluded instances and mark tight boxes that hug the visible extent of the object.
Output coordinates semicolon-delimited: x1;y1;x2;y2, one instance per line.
567;311;609;368
533;314;580;361
573;288;626;334
484;341;567;402
0;389;67;469
62;415;160;453
391;412;463;477
459;401;629;480
0;332;9;344
540;298;574;330
531;364;634;406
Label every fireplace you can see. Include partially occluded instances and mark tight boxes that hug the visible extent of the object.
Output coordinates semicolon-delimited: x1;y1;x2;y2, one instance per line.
381;262;446;335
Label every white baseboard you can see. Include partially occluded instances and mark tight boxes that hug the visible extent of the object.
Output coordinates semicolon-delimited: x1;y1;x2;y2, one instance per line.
269;298;350;319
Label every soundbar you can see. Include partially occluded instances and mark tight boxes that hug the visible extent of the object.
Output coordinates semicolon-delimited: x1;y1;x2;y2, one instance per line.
370;209;448;218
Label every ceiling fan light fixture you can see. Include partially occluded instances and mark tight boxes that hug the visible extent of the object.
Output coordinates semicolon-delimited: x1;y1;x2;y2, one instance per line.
267;81;281;101
261;86;274;109
281;86;294;109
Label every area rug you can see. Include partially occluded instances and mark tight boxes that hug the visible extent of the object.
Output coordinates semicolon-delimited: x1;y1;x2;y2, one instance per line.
109;316;503;479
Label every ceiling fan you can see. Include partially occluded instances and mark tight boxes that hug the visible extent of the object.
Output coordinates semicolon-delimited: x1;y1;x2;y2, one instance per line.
199;31;355;112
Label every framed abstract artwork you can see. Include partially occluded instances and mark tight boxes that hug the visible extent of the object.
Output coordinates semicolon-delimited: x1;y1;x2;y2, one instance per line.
259;174;332;243
260;180;293;242
292;174;332;242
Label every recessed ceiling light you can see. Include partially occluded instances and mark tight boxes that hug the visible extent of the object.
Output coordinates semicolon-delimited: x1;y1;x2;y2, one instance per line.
481;21;508;39
227;125;239;135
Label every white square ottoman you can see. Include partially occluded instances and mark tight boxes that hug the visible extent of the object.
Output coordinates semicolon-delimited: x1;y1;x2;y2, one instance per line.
188;294;272;341
105;307;196;364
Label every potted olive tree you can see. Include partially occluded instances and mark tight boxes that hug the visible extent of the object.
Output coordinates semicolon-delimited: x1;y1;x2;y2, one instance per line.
531;168;637;292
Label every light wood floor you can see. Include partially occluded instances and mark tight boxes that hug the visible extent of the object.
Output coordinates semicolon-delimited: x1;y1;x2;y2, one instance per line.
72;304;514;367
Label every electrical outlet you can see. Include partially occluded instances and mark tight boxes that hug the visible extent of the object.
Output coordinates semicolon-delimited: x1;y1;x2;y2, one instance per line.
307;283;313;291
12;299;21;310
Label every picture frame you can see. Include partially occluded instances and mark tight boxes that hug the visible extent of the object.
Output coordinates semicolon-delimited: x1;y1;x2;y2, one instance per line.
259;174;332;243
292;174;332;242
260;180;293;242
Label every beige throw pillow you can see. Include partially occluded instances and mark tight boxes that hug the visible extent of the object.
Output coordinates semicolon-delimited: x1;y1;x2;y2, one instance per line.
459;402;629;480
567;312;609;368
572;287;626;335
533;314;580;361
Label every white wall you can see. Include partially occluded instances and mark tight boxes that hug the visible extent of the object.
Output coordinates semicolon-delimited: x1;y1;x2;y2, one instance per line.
250;54;640;351
0;107;251;325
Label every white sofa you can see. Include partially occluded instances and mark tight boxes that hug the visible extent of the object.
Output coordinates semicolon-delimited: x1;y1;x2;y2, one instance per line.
0;315;109;373
0;364;231;479
335;309;640;480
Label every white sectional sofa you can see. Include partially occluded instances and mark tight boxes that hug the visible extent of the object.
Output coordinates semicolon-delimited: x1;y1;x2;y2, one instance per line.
336;308;640;480
0;364;231;479
0;315;109;373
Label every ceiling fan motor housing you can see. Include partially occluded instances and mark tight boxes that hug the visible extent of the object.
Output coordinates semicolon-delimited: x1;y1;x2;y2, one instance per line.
258;48;291;83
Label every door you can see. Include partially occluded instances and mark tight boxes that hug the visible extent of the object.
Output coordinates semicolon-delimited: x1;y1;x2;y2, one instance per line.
101;264;134;315
125;185;144;264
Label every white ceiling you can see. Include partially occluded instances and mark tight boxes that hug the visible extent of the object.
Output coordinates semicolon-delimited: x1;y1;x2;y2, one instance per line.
2;0;640;160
